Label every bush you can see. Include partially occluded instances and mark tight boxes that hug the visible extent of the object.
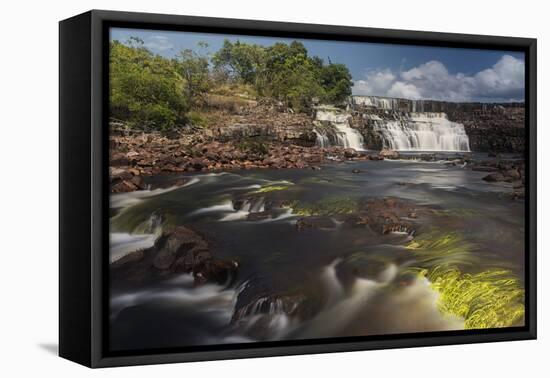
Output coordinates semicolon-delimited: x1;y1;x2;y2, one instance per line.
110;37;355;131
109;39;188;130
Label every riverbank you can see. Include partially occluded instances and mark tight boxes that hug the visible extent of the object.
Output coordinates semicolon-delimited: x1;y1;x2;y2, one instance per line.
109;130;382;193
110;129;525;200
109;94;525;194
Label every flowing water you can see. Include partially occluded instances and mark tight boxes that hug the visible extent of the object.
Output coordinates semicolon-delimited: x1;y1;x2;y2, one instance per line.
315;109;365;150
313;106;469;152
109;156;525;351
371;112;470;152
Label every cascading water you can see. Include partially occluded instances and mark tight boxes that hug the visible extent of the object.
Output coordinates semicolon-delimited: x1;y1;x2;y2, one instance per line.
349;96;470;151
315;109;364;150
352;96;400;110
371;112;470;152
313;129;330;148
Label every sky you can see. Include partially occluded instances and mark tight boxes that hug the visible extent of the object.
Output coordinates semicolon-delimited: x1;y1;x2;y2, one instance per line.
111;27;525;103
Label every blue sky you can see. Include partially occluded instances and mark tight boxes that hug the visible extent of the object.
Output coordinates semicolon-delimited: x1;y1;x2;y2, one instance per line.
111;28;525;103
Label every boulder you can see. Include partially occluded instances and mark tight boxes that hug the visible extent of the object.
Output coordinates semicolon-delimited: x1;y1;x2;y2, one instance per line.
344;148;359;159
111;226;238;287
153;226;208;270
482;173;506;182
111;180;138;193
190;158;206;171
379;149;400;159
295;216;336;231
348;197;420;236
504;169;521;180
110;167;132;181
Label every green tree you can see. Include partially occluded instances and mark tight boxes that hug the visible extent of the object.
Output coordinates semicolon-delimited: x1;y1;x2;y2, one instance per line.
260;42;324;111
212;39;266;85
109;39;187;130
320;63;353;104
174;46;211;108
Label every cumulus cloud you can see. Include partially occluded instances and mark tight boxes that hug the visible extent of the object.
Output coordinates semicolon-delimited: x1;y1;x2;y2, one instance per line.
143;35;174;52
353;55;524;102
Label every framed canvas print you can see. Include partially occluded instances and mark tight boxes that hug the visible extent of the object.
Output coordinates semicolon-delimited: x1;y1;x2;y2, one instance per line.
59;10;537;368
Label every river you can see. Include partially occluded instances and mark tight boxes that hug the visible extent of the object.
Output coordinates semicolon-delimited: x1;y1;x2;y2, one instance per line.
109;154;525;351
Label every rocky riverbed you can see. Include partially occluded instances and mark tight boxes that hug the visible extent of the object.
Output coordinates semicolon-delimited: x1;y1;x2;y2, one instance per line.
110;129;526;200
109;131;382;193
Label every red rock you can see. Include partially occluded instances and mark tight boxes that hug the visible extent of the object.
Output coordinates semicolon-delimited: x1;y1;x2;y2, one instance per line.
379;149;400;159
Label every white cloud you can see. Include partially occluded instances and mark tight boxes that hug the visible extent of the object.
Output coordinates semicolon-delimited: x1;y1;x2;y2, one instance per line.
352;55;525;102
143;35;174;52
387;81;422;99
474;55;525;98
353;69;395;96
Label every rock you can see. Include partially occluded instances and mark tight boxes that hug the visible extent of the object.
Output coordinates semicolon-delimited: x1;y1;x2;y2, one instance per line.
379;149;400;159
190;158;206;171
153;226;208;270
472;166;499;173
111;180;138;193
351;169;363;174
129;175;145;190
347;197;420;236
504;169;521;180
444;159;464;167
110;154;130;166
420;153;436;162
482;173;505;182
111;226;238;287
110;167;133;181
128;168;141;176
295;216;336;231
193;260;239;286
344;148;359;158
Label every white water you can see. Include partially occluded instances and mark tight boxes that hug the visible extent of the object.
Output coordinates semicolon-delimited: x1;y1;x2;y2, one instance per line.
110;178;199;209
313;129;330;148
352;96;400;110
294;260;463;338
315;109;365;150
111;273;240;323
109;212;164;263
110;232;159;263
372;112;470;152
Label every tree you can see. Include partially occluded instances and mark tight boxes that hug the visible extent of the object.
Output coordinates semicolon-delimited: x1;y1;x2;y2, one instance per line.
109;40;187;130
260;41;324;111
212;40;266;85
174;46;211;108
319;63;353;104
109;37;355;130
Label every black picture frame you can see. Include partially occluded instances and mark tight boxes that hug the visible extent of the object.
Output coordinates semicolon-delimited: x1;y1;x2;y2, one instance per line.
59;9;537;368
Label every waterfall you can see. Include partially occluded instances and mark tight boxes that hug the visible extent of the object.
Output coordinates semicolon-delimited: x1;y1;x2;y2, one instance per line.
372;112;470;152
314;98;471;152
352;96;399;110
315;109;365;150
314;129;330;148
